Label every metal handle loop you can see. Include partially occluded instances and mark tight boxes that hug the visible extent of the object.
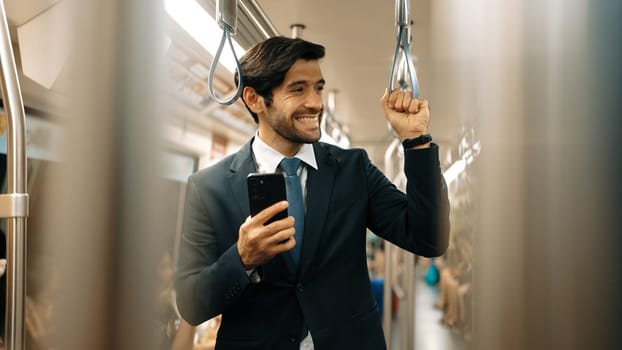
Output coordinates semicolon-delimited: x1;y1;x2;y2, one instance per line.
208;26;243;105
388;25;420;98
388;0;419;98
208;0;243;105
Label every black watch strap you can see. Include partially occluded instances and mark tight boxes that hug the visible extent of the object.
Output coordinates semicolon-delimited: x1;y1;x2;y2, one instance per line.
402;134;432;149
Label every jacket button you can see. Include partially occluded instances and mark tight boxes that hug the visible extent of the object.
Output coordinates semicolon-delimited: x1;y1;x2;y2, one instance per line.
289;336;297;342
296;283;304;293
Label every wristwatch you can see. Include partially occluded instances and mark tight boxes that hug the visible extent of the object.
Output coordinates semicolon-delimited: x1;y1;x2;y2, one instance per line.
402;134;432;149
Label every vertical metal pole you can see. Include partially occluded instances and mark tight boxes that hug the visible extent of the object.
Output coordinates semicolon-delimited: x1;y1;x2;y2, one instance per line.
382;243;393;348
382;138;400;348
404;253;415;349
0;0;28;349
392;146;415;350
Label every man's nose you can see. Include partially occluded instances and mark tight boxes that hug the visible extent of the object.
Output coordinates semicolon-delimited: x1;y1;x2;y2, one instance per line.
304;91;323;112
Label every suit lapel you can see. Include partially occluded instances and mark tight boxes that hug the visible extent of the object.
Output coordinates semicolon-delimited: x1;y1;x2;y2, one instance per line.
226;140;256;221
299;143;336;279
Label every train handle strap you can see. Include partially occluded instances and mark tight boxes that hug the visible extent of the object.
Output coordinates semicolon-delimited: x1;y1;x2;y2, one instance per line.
388;0;420;98
208;0;243;105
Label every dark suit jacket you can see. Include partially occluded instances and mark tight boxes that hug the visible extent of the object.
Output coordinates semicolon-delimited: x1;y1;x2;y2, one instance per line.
175;139;450;350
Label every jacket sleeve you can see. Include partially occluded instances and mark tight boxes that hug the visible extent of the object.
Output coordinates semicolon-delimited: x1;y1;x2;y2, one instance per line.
367;143;450;257
174;175;251;326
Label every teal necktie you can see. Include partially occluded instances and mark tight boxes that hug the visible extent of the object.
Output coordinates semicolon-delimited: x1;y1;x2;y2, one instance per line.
279;157;304;266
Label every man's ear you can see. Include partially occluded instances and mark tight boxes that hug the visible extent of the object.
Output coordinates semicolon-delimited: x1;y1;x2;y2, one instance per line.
242;87;265;114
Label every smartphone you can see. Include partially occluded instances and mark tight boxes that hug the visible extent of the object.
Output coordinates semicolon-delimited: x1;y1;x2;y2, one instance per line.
247;172;288;225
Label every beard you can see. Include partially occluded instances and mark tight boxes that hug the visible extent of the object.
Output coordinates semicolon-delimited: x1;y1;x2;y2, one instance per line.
266;106;323;144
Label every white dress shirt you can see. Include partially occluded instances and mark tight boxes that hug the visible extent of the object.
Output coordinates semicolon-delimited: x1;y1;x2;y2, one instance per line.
251;133;318;208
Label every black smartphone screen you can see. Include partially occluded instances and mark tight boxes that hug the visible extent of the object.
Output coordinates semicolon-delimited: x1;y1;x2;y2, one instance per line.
247;173;288;225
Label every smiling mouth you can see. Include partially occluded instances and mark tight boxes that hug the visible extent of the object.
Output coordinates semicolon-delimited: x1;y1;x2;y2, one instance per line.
296;116;318;122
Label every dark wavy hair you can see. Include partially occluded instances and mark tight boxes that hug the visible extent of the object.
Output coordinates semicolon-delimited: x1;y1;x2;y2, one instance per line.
234;36;325;123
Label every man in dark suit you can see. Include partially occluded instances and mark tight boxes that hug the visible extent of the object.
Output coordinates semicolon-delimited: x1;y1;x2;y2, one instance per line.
175;36;450;350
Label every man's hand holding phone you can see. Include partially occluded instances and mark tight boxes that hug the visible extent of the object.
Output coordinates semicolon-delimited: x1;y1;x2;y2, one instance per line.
237;201;297;270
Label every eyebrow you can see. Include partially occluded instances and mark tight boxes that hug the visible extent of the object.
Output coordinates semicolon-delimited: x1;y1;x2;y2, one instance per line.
286;79;326;88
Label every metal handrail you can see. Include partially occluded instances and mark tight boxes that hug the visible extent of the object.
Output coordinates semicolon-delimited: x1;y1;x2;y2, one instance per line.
0;0;29;349
208;0;244;105
238;0;279;39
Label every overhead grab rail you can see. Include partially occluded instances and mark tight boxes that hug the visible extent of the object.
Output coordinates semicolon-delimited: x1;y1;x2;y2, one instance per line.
238;0;279;39
388;0;420;98
0;0;29;349
208;0;244;105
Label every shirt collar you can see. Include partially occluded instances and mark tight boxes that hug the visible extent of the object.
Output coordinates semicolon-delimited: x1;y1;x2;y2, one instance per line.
251;132;318;173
